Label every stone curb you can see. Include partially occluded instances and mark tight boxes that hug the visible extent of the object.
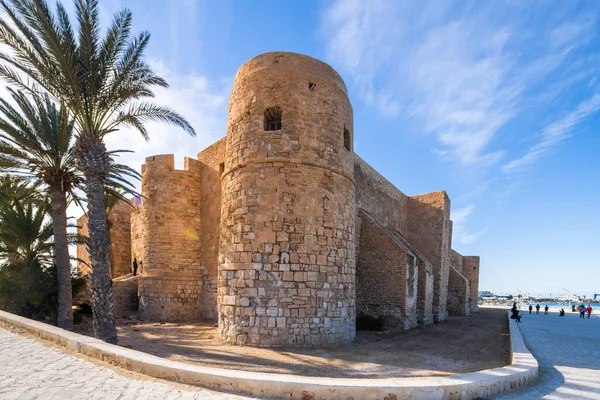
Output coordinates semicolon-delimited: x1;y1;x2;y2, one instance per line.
0;310;537;399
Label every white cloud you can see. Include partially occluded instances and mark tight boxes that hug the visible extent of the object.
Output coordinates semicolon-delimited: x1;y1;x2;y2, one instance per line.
104;58;229;177
451;205;489;244
68;60;230;219
320;1;596;168
503;93;600;173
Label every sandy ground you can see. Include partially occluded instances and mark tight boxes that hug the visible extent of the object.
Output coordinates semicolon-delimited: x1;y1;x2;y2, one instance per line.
74;308;509;378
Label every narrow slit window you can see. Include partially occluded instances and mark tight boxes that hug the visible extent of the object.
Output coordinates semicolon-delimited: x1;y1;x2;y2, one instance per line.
264;107;282;131
344;127;352;151
219;162;225;177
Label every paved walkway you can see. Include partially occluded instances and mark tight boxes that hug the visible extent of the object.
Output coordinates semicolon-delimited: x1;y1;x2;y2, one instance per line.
496;308;600;399
0;327;254;400
2;308;599;400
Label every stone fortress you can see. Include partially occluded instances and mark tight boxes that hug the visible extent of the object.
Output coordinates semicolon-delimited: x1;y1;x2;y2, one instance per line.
77;52;480;347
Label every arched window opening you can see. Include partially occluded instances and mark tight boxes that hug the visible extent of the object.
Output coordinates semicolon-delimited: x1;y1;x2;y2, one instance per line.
344;127;352;151
264;107;282;131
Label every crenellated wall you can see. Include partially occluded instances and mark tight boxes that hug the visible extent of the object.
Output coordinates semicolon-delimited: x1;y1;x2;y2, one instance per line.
136;155;204;321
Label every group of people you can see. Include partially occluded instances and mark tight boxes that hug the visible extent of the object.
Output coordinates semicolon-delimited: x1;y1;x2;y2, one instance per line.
512;302;594;322
576;304;593;319
528;304;549;315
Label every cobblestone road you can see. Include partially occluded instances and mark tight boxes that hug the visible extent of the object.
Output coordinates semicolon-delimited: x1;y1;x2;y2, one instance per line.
3;309;600;400
0;327;254;400
496;308;600;399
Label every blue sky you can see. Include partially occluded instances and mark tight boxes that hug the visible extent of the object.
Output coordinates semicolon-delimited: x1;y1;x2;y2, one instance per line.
63;0;600;298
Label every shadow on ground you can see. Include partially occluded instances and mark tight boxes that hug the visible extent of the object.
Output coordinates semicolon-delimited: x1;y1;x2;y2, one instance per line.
75;308;510;378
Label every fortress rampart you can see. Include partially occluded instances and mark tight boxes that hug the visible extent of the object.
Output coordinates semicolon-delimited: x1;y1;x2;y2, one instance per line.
76;52;480;347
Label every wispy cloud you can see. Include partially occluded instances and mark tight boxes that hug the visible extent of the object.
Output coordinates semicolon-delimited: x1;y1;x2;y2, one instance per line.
320;1;597;168
320;1;599;245
503;93;600;173
104;59;229;174
65;60;229;220
451;205;489;245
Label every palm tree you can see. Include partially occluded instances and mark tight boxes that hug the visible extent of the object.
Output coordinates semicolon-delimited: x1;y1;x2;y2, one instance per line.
0;190;54;269
0;174;39;204
0;184;73;321
0;90;79;329
0;175;44;266
0;0;195;343
0;91;139;330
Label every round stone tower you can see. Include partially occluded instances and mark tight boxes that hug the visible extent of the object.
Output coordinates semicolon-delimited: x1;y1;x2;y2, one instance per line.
218;52;356;346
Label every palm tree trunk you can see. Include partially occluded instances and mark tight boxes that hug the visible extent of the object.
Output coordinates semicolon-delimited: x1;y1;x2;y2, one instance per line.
85;172;117;343
76;136;117;344
49;184;73;330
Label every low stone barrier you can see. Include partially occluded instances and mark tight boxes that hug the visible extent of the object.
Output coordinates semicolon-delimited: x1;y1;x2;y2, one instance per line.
0;310;537;399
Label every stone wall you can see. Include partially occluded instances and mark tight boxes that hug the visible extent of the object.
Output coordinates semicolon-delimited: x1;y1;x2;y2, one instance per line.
463;256;480;313
107;201;132;278
416;258;434;325
392;229;434;326
447;265;470;316
450;249;464;274
76;201;132;279
130;205;144;275
450;250;480;313
218;52;356;346
76;215;90;276
354;156;408;234
356;211;417;330
196;138;227;321
137;155;204;321
353;156;434;326
407;192;451;322
113;275;139;317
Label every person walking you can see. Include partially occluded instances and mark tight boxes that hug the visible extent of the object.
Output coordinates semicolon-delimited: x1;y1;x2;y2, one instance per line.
132;258;138;276
536;304;540;314
544;305;549;315
510;303;521;322
579;304;586;319
586;305;593;319
529;305;533;314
